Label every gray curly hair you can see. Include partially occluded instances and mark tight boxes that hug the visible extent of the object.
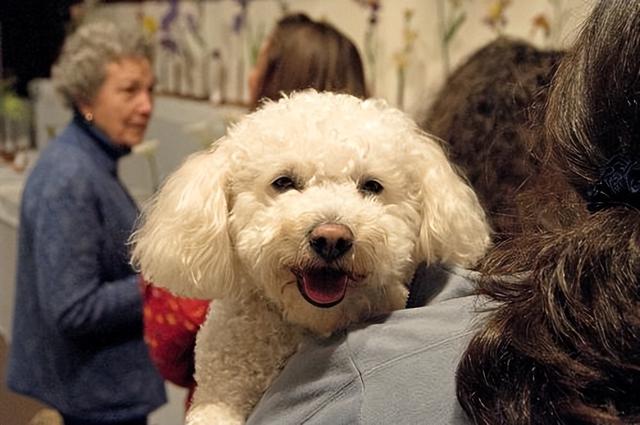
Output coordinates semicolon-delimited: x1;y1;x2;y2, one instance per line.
51;20;153;107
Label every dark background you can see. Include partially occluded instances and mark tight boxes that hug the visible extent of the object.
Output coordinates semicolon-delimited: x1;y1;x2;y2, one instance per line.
0;0;81;96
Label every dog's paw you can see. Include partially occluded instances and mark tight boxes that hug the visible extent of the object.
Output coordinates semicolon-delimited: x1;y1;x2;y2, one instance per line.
186;402;245;425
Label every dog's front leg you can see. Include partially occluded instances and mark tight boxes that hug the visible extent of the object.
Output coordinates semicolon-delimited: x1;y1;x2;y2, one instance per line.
186;293;303;425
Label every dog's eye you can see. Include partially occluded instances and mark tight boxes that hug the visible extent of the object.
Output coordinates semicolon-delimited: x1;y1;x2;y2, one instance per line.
271;176;297;192
360;179;384;195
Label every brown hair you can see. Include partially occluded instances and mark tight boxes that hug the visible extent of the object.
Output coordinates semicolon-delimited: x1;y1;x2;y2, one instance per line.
456;1;640;424
251;13;366;109
422;38;563;241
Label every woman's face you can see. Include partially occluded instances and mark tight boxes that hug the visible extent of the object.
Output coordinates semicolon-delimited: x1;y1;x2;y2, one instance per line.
81;56;155;147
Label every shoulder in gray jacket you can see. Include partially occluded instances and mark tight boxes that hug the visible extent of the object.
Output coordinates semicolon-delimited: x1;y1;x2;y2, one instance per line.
247;266;482;425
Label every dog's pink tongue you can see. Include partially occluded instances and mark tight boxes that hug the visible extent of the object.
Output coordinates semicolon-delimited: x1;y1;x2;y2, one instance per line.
302;269;349;307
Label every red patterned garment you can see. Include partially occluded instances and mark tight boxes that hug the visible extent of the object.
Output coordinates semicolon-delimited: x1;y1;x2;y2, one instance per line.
141;278;210;406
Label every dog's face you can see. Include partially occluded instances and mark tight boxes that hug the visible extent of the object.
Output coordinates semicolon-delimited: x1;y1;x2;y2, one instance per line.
227;109;426;333
132;92;490;335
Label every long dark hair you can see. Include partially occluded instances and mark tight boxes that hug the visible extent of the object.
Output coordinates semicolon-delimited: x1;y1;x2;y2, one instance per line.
422;38;562;240
456;1;640;424
251;13;366;109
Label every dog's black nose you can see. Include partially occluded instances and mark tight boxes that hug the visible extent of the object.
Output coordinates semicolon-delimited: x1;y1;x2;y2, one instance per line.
309;224;354;262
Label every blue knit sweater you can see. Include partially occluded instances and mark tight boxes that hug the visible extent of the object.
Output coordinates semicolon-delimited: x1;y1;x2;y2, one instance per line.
7;115;166;420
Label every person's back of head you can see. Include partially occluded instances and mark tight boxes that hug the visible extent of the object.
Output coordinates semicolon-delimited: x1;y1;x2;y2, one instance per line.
422;37;563;240
249;13;366;109
456;1;640;424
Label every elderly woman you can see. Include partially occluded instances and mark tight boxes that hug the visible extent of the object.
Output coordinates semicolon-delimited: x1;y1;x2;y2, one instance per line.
6;21;166;425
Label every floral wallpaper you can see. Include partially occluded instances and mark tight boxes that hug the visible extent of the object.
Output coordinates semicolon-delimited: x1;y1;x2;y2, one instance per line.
91;0;595;114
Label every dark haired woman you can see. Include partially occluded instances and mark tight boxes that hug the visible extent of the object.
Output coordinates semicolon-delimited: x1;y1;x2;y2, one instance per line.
422;38;563;241
457;0;640;423
248;13;367;109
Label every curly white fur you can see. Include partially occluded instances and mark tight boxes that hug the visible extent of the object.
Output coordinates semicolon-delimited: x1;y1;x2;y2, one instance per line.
132;91;490;425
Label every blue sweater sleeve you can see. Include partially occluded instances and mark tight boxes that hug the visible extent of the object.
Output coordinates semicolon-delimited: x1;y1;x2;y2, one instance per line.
32;183;143;340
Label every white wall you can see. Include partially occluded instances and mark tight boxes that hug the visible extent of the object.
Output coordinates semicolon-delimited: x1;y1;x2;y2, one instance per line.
88;0;596;118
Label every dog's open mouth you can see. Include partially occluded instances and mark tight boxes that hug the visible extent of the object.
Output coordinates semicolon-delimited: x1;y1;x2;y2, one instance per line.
295;268;349;309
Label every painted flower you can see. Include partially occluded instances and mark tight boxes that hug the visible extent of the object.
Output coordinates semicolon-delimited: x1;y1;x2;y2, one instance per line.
484;0;511;32
141;15;158;36
394;8;418;71
392;52;408;69
160;0;179;32
353;0;381;24
531;13;551;38
232;0;251;34
232;14;244;34
393;8;417;109
160;37;179;54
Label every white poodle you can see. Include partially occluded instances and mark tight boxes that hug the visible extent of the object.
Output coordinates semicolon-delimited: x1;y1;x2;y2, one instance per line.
132;91;490;425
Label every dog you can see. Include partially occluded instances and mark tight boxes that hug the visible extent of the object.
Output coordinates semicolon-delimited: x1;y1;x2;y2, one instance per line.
132;91;490;424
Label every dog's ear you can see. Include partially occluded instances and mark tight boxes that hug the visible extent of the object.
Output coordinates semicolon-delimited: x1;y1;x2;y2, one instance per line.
131;143;235;299
413;133;491;268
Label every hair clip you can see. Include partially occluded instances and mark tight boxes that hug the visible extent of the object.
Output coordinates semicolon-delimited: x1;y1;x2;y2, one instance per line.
585;153;640;212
